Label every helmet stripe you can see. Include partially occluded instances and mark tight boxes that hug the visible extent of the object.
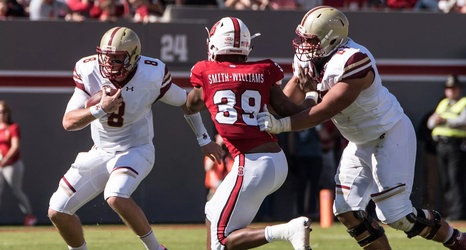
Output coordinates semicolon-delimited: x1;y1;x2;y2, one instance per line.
301;6;329;25
230;17;240;48
108;27;122;46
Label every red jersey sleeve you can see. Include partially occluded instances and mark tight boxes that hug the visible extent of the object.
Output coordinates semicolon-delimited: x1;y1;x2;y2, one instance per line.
190;61;206;88
265;59;285;86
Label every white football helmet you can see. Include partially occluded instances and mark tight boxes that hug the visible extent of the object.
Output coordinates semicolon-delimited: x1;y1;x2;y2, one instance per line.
207;17;256;61
96;27;141;79
293;6;349;62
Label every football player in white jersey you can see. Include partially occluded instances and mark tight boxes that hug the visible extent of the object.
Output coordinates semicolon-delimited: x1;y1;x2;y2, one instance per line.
258;6;466;250
47;27;222;250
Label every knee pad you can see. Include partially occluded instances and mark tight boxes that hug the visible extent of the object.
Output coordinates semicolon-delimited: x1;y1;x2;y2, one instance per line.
390;208;441;239
347;211;385;248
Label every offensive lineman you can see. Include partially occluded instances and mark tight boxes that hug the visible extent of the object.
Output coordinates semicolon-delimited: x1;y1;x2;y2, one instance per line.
186;17;313;250
258;6;466;250
47;27;222;250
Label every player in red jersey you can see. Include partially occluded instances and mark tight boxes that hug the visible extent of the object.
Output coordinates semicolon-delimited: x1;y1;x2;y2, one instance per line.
186;17;317;250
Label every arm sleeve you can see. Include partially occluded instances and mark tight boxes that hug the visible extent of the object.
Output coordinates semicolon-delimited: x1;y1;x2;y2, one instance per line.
159;83;187;107
184;112;211;146
65;87;89;113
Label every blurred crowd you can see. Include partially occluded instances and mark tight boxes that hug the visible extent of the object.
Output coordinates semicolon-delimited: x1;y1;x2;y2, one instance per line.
0;0;465;23
0;0;167;22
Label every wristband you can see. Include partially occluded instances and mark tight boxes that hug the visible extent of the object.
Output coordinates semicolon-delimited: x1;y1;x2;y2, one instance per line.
279;116;292;132
184;113;212;147
197;133;212;147
90;104;107;119
305;91;318;103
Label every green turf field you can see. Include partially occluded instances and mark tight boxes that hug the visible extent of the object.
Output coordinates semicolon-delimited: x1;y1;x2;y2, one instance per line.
1;222;465;249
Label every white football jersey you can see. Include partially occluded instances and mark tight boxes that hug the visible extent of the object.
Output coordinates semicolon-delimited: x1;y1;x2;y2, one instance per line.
294;39;404;144
70;55;178;152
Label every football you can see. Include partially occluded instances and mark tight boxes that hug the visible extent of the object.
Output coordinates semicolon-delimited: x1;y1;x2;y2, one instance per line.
85;86;119;108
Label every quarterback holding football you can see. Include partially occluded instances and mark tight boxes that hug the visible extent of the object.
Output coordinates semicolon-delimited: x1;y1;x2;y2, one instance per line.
47;27;222;250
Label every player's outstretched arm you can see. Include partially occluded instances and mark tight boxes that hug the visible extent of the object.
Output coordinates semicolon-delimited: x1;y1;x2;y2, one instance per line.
283;64;318;101
258;105;291;134
182;87;222;163
260;70;372;134
183;109;222;164
269;85;315;118
185;87;206;113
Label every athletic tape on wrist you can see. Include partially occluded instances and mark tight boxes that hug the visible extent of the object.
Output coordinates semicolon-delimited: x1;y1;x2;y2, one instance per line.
90;104;107;119
280;116;292;132
184;113;211;146
305;91;318;103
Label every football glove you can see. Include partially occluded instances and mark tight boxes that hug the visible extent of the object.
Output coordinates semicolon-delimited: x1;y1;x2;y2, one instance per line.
257;105;291;134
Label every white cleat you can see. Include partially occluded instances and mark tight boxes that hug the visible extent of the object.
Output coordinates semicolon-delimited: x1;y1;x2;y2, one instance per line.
286;216;312;250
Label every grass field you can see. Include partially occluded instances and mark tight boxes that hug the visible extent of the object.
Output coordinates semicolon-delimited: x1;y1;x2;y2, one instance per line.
1;222;465;249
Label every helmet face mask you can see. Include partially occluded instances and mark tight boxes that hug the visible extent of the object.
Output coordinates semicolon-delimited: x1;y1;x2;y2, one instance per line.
206;17;252;61
293;6;349;62
96;27;141;79
293;36;321;62
96;50;127;79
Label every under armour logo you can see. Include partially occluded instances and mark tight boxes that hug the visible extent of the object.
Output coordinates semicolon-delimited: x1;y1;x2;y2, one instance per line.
126;86;134;91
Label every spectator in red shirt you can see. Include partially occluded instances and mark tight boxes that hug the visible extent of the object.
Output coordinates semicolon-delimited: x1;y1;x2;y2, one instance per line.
0;101;37;226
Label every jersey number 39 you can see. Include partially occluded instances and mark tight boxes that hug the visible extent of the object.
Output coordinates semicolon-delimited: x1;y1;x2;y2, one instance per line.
214;89;261;126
